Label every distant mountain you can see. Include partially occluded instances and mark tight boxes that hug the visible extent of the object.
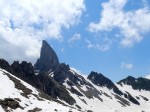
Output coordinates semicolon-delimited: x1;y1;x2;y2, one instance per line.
118;76;150;91
0;40;150;112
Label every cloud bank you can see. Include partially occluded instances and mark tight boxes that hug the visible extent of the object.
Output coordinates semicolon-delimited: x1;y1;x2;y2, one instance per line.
0;0;85;63
89;0;150;47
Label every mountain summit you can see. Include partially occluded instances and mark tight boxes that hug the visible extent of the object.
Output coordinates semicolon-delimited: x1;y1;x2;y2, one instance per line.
34;40;59;72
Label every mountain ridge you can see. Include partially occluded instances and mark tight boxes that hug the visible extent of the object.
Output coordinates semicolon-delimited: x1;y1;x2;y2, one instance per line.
0;40;150;112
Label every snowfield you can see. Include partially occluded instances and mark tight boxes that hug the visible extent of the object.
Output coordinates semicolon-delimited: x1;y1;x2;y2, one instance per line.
0;68;80;112
64;69;150;112
0;67;150;112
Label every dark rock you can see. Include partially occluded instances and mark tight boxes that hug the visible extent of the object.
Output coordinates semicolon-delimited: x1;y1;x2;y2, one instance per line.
70;87;83;96
113;94;130;106
118;76;150;91
53;63;69;83
35;72;76;105
124;92;140;105
11;61;34;77
132;78;150;91
75;104;81;109
136;96;140;100
79;87;103;102
21;61;34;75
67;81;74;86
10;59;76;105
11;62;76;105
117;76;136;86
0;98;22;110
53;63;91;86
88;71;123;95
140;95;149;101
102;92;112;99
28;107;42;112
87;110;93;112
0;59;13;73
34;40;59;72
11;61;35;86
11;61;22;76
88;71;113;88
52;64;104;100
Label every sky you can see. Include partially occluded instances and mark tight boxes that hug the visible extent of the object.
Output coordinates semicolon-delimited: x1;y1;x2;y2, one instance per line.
0;0;150;82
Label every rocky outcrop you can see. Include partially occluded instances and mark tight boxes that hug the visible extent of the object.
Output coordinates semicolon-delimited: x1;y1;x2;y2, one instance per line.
88;71;123;95
53;64;103;101
34;40;59;72
11;60;75;105
11;61;35;86
35;72;76;105
118;76;150;91
117;76;136;86
53;63;90;86
124;92;140;105
0;59;13;73
11;61;34;76
0;98;22;110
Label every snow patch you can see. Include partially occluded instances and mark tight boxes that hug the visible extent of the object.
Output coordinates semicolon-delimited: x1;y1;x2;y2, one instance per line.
145;75;150;80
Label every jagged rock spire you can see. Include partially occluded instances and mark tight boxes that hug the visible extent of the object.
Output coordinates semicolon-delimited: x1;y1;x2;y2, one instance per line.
34;40;59;72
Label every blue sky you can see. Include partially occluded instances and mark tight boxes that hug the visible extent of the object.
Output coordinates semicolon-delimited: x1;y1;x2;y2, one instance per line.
0;0;150;82
47;0;150;82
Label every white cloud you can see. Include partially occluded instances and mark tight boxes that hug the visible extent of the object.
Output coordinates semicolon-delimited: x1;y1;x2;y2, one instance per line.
121;62;133;69
0;0;85;63
67;33;81;44
86;37;112;51
88;0;150;47
86;40;95;49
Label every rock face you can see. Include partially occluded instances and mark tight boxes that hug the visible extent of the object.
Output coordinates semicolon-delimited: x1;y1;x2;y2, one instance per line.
117;76;136;86
0;98;22;110
53;63;89;85
52;64;103;101
0;59;13;73
118;76;150;91
88;71;123;95
11;61;35;86
88;71;114;88
34;40;59;72
11;61;76;105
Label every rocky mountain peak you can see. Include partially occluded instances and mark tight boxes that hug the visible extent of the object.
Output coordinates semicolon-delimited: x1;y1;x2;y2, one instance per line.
88;71;114;88
117;76;136;85
88;71;123;95
34;40;59;72
118;76;150;91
